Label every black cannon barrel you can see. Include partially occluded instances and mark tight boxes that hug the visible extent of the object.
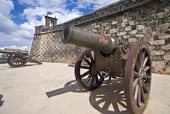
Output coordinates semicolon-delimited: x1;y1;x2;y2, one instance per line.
62;26;118;54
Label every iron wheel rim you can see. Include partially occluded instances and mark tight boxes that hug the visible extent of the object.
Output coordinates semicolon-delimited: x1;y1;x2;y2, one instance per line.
124;43;152;114
75;49;104;91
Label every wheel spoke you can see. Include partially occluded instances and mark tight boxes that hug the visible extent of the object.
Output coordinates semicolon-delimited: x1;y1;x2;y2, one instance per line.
133;78;139;88
80;70;90;78
141;87;145;103
144;66;150;72
135;61;140;71
142;57;148;67
137;87;142;106
83;58;91;65
141;50;146;65
138;51;142;66
85;75;91;84
98;73;102;78
134;71;139;78
90;76;95;87
134;84;139;100
143;84;148;93
89;51;95;63
80;65;90;69
94;75;98;85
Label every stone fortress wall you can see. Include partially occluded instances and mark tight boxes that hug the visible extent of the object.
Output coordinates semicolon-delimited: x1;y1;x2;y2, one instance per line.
30;0;170;74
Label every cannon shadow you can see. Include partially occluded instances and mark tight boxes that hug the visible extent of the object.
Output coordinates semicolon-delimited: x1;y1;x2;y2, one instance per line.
46;78;132;114
0;94;4;107
89;78;132;114
46;80;87;98
8;63;42;68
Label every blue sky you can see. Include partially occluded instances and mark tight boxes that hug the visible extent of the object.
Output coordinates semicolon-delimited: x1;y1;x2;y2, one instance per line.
0;0;119;49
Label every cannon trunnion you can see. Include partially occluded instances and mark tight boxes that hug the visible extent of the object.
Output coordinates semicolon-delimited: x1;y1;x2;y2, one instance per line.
62;26;152;114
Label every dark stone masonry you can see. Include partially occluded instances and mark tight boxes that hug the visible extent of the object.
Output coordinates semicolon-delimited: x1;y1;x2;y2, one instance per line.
30;0;170;74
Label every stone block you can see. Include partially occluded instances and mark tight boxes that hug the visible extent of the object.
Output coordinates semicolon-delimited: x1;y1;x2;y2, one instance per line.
165;38;170;44
123;18;128;23
164;55;170;60
123;35;130;39
152;55;163;61
148;46;155;51
162;44;170;50
166;67;170;74
137;25;145;30
149;40;165;45
105;34;111;36
101;23;109;26
94;25;100;28
151;31;159;36
153;66;166;74
112;21;118;25
152;61;165;66
159;35;170;39
135;34;144;38
121;23;126;27
105;26;111;30
125;26;132;31
151;51;165;56
129;21;135;25
92;29;98;33
158;23;170;31
110;29;118;33
130;30;137;35
91;23;96;27
156;12;168;19
117;32;126;36
128;38;138;43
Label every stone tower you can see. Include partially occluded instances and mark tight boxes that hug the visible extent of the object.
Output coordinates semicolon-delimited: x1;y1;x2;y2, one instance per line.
45;16;57;27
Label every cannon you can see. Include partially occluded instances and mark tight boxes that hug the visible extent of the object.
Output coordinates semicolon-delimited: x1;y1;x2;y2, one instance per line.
0;50;42;67
62;26;152;114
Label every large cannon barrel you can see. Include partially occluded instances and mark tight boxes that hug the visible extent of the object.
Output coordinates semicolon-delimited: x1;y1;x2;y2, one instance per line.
62;26;118;54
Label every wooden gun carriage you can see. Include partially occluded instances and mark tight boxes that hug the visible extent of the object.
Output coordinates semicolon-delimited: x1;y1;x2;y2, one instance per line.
62;26;152;114
0;50;42;67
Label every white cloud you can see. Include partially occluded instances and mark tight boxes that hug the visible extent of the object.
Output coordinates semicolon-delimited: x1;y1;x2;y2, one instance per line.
18;0;66;8
18;0;120;25
0;13;17;34
69;0;120;10
0;45;30;51
0;0;16;34
0;0;35;47
47;9;82;24
0;0;14;17
0;0;119;48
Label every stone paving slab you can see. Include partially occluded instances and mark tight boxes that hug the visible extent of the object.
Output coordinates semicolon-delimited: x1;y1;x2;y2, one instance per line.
0;63;170;114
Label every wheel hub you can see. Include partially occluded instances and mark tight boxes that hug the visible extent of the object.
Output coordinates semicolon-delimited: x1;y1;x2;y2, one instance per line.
90;64;97;75
138;67;147;86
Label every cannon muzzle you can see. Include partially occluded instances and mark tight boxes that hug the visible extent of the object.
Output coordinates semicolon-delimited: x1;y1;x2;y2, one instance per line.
62;26;118;54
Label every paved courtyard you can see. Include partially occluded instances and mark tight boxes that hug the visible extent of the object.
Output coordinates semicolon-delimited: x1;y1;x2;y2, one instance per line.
0;63;170;114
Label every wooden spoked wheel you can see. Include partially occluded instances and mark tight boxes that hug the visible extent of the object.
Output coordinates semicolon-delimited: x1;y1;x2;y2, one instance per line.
75;49;104;91
124;44;152;114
